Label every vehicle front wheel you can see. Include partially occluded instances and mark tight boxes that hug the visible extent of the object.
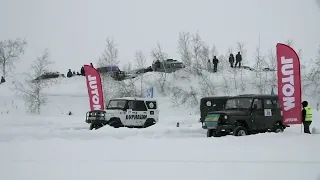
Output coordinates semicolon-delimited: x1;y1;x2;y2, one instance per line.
207;129;213;137
233;126;248;136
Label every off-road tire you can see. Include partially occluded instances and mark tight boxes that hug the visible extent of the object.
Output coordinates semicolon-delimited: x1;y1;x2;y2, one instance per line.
233;126;248;136
207;129;213;137
109;118;122;128
143;118;156;128
272;125;284;133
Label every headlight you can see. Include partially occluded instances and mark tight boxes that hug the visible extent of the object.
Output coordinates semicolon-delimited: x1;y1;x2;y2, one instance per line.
224;115;228;119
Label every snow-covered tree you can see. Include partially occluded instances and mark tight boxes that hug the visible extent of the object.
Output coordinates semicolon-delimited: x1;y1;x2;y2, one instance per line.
134;50;147;96
97;37;120;67
13;49;53;114
0;38;27;78
151;42;168;94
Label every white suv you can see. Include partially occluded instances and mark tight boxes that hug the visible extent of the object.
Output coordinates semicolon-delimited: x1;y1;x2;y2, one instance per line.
85;97;159;130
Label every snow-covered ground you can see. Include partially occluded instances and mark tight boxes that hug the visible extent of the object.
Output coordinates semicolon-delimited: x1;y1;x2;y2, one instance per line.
1;71;320;180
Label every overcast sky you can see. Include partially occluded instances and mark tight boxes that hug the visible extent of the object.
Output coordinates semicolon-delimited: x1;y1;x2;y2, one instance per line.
1;0;319;74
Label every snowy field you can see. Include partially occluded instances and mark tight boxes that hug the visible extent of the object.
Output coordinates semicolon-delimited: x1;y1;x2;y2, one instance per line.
1;74;320;180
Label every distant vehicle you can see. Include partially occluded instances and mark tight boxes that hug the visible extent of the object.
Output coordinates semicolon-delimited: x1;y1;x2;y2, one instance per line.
85;97;159;130
199;96;230;124
152;59;185;73
202;94;289;137
96;65;126;81
126;66;153;79
32;72;64;82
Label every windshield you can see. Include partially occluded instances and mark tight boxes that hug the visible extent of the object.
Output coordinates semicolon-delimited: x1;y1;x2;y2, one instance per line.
171;63;183;68
106;100;127;109
225;98;252;109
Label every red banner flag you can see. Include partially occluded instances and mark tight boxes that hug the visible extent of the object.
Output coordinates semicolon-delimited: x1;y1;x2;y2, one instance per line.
276;43;302;125
84;65;105;110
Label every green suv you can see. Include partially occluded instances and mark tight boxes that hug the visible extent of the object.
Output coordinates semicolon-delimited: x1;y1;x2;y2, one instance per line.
202;94;289;137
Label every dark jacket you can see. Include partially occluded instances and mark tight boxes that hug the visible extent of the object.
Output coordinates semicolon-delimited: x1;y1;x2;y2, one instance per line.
236;54;242;62
0;77;5;83
81;67;85;76
212;58;219;64
67;70;73;78
302;108;306;122
229;55;235;63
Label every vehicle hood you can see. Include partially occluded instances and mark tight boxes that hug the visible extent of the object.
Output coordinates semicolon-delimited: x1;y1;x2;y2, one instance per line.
209;110;249;116
105;109;124;114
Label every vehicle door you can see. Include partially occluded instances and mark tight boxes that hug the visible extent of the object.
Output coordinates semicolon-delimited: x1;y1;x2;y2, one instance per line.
132;100;149;126
124;100;137;126
251;98;265;130
262;98;278;128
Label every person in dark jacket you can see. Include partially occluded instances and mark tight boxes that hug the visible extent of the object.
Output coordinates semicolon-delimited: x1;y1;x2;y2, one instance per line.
212;56;219;72
235;52;242;68
0;76;5;83
302;101;312;134
90;63;94;67
81;66;85;76
67;69;73;78
229;54;235;67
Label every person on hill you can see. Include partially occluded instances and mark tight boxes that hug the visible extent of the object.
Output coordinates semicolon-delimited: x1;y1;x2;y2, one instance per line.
235;52;242;68
81;66;85;76
212;56;219;72
229;53;235;68
0;76;5;84
72;71;76;76
67;69;73;78
302;101;313;134
207;59;212;72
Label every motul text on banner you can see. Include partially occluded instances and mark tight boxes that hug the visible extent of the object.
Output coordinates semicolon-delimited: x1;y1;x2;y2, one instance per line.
84;65;105;111
276;43;302;125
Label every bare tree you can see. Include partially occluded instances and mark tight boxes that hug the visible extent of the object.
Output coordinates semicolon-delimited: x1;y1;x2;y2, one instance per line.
191;32;205;75
170;86;198;109
135;50;147;96
303;46;320;98
252;38;267;94
177;32;192;72
151;42;168;94
97;37;120;67
266;48;277;89
237;42;247;93
13;49;53;114
0;38;27;78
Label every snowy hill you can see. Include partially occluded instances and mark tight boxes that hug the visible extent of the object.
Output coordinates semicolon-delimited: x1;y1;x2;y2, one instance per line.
1;67;320;180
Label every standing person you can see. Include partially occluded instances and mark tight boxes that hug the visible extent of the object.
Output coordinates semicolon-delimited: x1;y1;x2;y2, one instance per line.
81;66;85;76
302;101;312;134
229;53;235;67
235;52;242;68
212;56;219;72
207;59;212;72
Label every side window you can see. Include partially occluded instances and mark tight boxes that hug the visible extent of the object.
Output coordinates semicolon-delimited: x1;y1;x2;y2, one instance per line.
264;99;275;109
128;100;135;110
252;98;263;109
134;101;148;111
272;99;280;108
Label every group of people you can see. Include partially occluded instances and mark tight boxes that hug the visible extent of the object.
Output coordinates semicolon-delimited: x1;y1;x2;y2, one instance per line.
66;63;93;78
207;52;243;72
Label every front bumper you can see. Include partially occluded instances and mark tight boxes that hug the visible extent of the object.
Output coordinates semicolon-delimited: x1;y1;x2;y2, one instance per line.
85;110;108;124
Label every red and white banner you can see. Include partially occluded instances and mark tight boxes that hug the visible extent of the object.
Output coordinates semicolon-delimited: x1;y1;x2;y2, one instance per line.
276;43;302;125
84;65;105;110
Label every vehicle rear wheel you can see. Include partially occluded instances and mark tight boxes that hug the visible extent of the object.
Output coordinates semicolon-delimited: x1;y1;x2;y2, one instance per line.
272;125;284;133
233;126;248;136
